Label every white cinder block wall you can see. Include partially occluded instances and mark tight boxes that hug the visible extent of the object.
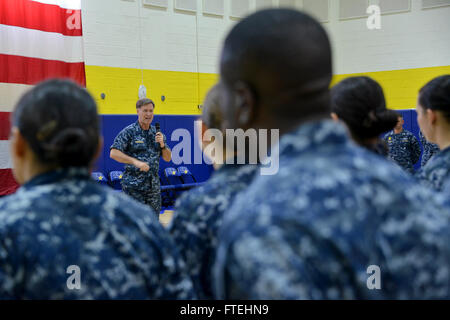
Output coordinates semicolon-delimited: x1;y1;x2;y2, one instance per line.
325;0;450;74
81;0;237;74
81;0;450;75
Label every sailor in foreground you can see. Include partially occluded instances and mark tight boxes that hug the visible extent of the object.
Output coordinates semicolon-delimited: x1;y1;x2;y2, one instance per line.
169;84;259;299
416;75;450;192
212;9;450;300
0;79;194;299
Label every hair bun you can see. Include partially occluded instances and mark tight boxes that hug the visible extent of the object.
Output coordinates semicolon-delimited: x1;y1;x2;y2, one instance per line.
361;110;378;128
13;79;100;168
43;128;94;166
372;109;398;135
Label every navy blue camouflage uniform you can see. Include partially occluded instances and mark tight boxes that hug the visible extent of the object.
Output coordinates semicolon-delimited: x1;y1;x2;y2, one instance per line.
213;120;450;299
419;131;440;168
169;162;258;299
111;121;167;215
416;146;450;192
0;168;195;299
383;129;421;173
442;180;450;197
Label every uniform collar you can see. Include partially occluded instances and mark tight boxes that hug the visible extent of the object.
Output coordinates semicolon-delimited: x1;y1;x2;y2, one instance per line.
278;119;349;155
134;121;155;133
439;145;450;155
23;167;90;189
210;160;258;184
215;158;257;173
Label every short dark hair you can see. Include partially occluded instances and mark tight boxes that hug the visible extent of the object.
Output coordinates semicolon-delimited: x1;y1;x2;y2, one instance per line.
13;79;100;167
136;98;155;109
221;8;332;119
419;75;450;122
331;76;398;139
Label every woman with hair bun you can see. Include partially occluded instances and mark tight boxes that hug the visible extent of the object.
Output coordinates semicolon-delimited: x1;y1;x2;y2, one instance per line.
331;76;398;156
416;75;450;191
0;79;194;299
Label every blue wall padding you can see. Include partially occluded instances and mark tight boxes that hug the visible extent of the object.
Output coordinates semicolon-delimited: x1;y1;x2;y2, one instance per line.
94;110;424;181
93;114;214;184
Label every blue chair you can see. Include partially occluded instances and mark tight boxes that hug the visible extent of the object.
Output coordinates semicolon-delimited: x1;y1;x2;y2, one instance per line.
177;166;196;183
109;170;123;190
164;167;183;186
163;167;196;206
91;172;108;185
177;166;203;188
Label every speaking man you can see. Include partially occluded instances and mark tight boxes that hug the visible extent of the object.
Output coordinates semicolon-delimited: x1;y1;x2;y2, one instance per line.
110;98;171;217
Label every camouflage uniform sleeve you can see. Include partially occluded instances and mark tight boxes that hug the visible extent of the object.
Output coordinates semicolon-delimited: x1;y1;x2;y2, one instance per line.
442;181;450;200
0;230;16;299
169;191;208;259
110;127;132;154
411;134;421;164
153;235;197;300
0;258;11;298
169;193;199;241
115;196;196;299
419;131;425;147
215;226;325;300
170;187;226;299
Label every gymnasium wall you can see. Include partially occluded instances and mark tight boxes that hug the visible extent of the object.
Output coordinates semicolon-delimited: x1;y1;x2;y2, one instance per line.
325;0;450;110
81;0;230;115
81;0;450;114
80;0;450;176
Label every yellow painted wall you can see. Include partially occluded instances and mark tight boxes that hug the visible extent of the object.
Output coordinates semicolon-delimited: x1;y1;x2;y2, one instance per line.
85;65;450;114
85;65;218;115
331;66;450;110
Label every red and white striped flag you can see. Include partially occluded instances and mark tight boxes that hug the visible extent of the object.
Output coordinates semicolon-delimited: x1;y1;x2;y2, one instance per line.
0;0;85;195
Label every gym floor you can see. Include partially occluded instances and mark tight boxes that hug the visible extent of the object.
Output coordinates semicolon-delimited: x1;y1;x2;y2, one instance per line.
159;210;174;228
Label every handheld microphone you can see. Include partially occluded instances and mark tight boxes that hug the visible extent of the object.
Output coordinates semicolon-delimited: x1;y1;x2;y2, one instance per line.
155;122;165;150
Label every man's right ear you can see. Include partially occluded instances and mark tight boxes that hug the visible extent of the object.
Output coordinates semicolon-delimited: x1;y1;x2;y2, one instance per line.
10;127;26;159
201;121;209;138
234;81;256;129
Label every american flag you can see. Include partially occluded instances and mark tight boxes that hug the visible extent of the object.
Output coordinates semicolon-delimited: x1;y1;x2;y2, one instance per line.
0;0;85;195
